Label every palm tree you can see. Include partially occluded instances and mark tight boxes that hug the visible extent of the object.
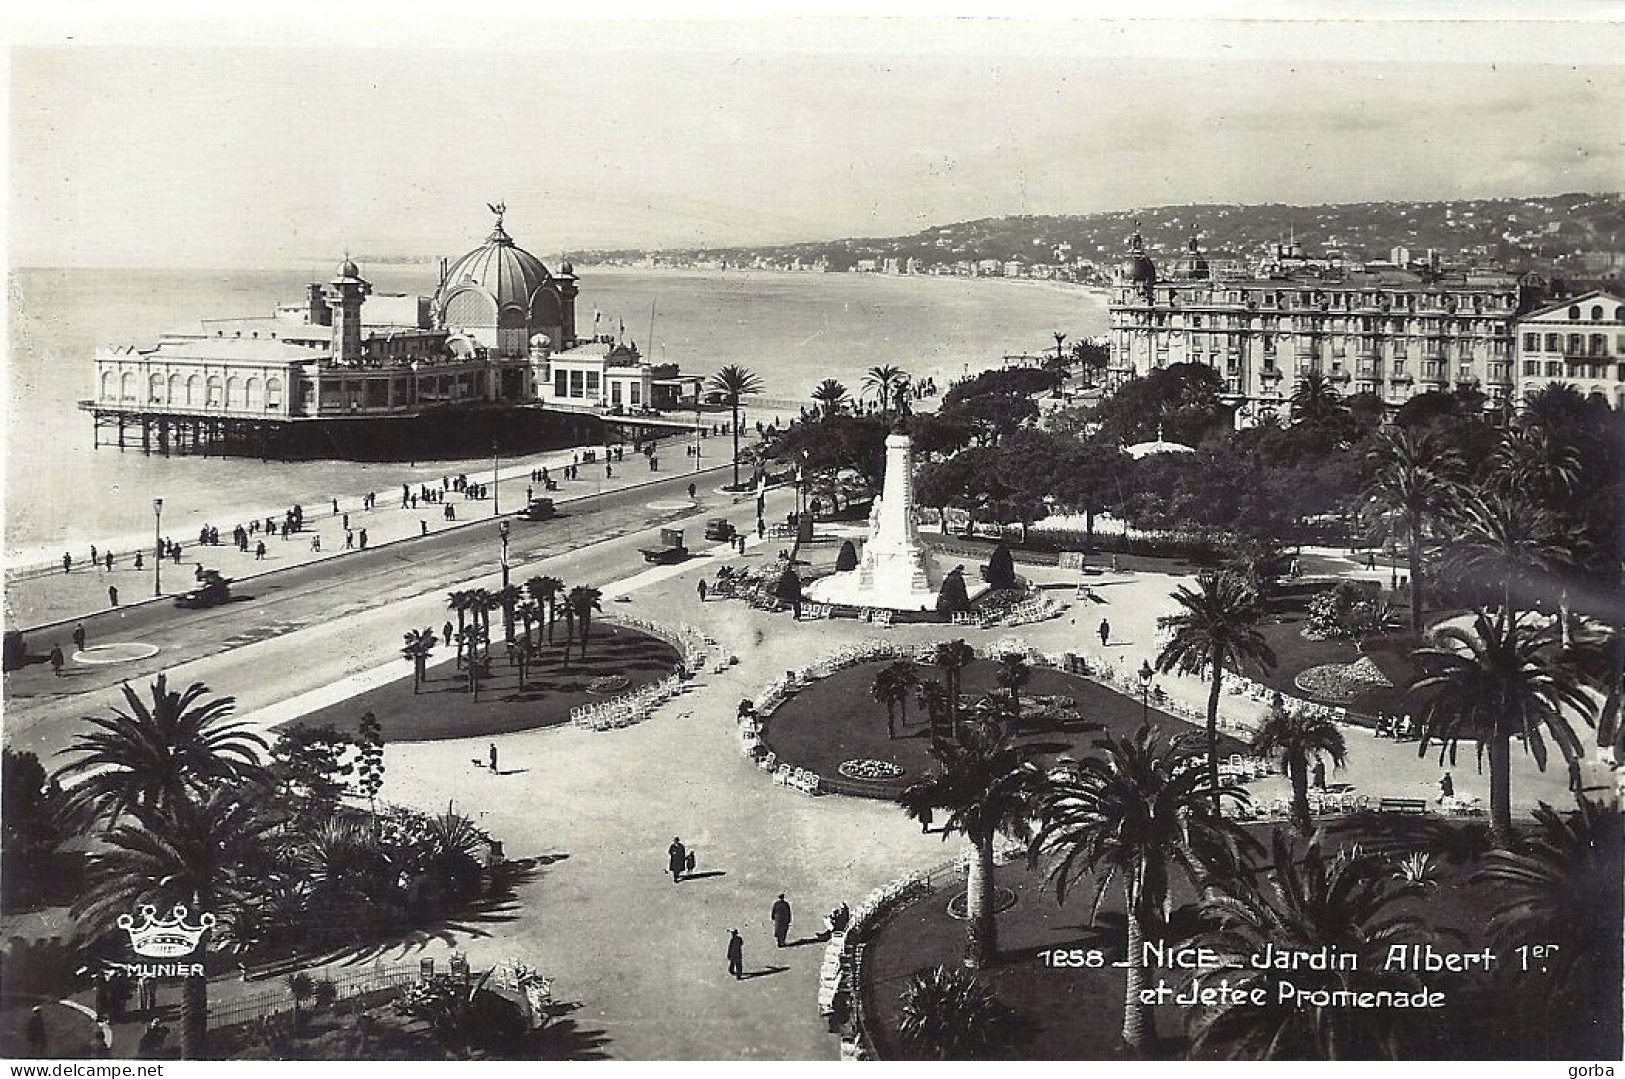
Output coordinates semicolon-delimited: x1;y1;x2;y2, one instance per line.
1488;425;1582;503
287;971;316;1030
446;590;474;667
401;629;438;694
1031;724;1254;1054
863;364;908;419
886;659;920;729
526;576;564;644
74;790;275;1058
468;589;495;656
1439;489;1569;618
1189;831;1433;1059
898;717;1042;968
567;586;603;660
1405;610;1596;846
1519;381;1589;435
994;653;1031;729
934;639;976;737
896;965;1021;1060
1361;428;1463;634
916;680;951;741
707;365;764;489
514;599;540;649
54;676;268;829
494;584;525;645
871;667;907;740
1250;704;1347;834
1155;572;1277;807
1288;370;1348;426
1473;797;1623;1056
810;378;850;418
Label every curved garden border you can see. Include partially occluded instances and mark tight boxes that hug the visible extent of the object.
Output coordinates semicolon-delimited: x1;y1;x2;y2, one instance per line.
564;616;716;732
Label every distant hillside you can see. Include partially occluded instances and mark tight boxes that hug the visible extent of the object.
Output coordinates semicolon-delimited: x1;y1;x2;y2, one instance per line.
581;193;1625;281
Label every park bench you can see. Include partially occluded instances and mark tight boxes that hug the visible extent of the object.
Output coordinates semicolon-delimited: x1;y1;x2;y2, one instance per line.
1378;797;1430;815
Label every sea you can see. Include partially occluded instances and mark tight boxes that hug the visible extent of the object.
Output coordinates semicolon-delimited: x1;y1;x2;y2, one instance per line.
3;264;1105;567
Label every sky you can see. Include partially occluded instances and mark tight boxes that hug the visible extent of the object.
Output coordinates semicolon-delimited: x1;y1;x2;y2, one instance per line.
5;6;1625;268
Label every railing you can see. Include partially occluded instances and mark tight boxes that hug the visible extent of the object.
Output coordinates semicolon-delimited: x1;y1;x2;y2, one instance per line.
208;960;419;1030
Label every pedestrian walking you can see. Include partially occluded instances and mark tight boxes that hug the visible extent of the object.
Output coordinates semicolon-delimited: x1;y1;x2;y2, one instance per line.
49;645;64;677
332;498;339;515
359;528;368;549
346;530;355;549
255;541;266;560
668;837;687;883
919;805;933;834
421;520;428;536
1438;771;1454;801
488;742;499;773
1312;758;1327;790
771;894;792;947
342;513;350;530
312;535;322;552
62;552;72;574
688;482;697;500
727;929;744;980
108;585;119;607
1098;618;1110;647
105;551;114;571
134;551;144;570
90;544;99;566
72;623;86;651
697;580;707;602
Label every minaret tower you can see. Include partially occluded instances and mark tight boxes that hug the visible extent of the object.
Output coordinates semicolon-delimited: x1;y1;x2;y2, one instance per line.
322;257;372;365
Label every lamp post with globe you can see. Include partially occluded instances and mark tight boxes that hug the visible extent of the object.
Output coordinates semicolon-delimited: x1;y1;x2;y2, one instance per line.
1138;659;1155;727
153;498;163;597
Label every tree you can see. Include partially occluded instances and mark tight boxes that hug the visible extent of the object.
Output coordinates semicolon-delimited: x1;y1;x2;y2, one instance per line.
494;584;525;645
1362;427;1463;634
514;598;540;649
1473;797;1623;1058
939;392;1039;447
356;711;385;818
1031;724;1254;1054
1440;489;1570;619
773;566;802;605
401;628;438;694
2;749;63;906
54;676;268;830
1288;370;1349;427
565;586;603;660
896;965;1022;1060
707;365;763;489
936;567;971;615
287;971;316;1031
1189;831;1433;1059
835;540;858;572
810;378;850;418
446;590;474;668
1250;704;1347;833
1051;442;1128;546
74;790;275;1059
993;653;1031;728
984;542;1017;589
933;639;975;736
871;666;907;740
884;659;920;730
268;723;355;806
1155;572;1277;807
1405;610;1595;846
916;680;952;741
526;575;564;645
863;364;909;419
898;717;1041;968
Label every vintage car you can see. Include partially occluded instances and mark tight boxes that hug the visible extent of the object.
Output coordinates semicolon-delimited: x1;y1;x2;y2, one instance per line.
174;571;233;609
519;498;556;521
640;527;689;564
703;517;736;541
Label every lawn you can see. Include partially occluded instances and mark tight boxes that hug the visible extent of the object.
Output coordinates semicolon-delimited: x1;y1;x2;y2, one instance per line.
294;624;681;742
859;813;1620;1060
1251;610;1425;722
761;658;1246;798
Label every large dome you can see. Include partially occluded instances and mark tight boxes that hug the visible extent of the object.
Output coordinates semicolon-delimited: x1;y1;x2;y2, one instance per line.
1120;227;1156;286
434;210;577;357
436;219;555;326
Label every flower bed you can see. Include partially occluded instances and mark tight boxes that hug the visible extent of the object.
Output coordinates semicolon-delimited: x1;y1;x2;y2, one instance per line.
585;675;630;695
838;759;905;781
1293;658;1391;704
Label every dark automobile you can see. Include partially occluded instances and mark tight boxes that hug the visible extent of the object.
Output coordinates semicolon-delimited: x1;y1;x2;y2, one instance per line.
519;497;556;521
175;571;232;609
703;518;736;541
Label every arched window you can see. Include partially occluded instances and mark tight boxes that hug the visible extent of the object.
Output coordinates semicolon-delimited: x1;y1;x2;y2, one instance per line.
1592;306;1604;321
186;374;202;406
120;372;137;401
149;373;165;403
1568;306;1581;320
168;373;183;404
206;376;223;408
100;370;115;400
245;377;263;410
226;376;243;410
266;377;283;410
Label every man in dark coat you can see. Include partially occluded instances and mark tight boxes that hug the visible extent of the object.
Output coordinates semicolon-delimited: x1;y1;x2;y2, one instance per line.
72;623;86;652
727;929;744;979
668;837;687;883
771;894;792;947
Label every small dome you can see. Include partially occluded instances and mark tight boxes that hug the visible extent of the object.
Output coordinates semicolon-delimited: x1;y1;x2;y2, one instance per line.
336;257;361;279
1121;226;1156;285
1173;234;1209;279
529;332;551;349
559;261;574;276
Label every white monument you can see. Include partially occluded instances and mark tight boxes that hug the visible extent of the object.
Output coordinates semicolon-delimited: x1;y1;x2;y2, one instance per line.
807;428;947;611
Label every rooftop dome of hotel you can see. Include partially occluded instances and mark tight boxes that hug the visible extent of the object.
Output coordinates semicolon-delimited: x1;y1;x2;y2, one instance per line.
435;207;556;328
1120;226;1157;286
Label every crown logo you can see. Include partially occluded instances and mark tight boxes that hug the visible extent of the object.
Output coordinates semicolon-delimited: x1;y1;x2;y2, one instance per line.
117;904;215;958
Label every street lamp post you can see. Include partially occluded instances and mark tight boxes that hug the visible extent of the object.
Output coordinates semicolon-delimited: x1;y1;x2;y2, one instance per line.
694;400;702;473
153;498;163;597
499;521;513;643
1138;659;1154;727
492;442;500;516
